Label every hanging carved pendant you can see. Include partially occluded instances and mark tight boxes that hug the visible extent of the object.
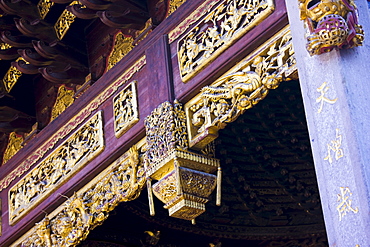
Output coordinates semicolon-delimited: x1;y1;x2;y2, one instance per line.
185;26;296;150
144;101;220;221
299;0;364;56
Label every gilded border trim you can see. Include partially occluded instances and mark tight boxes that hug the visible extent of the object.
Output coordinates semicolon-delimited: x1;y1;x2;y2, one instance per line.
9;111;105;225
0;55;146;192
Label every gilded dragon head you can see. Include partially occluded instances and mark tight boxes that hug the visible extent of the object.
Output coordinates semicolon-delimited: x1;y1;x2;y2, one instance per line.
299;0;364;55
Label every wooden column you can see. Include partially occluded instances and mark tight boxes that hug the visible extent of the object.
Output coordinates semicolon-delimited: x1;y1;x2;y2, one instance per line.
286;0;370;245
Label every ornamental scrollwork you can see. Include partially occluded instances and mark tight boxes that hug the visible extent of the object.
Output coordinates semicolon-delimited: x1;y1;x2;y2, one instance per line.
169;0;187;15
185;26;295;150
54;1;80;40
9;111;104;225
37;0;54;19
113;80;139;138
19;143;146;247
178;0;274;82
2;58;24;93
107;33;135;71
50;85;75;122
299;0;364;56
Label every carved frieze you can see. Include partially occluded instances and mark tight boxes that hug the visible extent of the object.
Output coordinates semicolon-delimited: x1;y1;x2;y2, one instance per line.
51;85;75;122
299;0;364;55
184;26;296;150
9;111;104;225
15;140;146;247
178;0;275;82
113;80;139;138
2;132;24;165
0;56;146;192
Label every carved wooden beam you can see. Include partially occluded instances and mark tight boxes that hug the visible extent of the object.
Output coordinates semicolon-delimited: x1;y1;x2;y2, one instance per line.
0;30;32;48
0;0;40;23
14;18;58;44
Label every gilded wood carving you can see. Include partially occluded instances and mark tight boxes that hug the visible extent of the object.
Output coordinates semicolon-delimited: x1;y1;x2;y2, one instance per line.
113;80;139;138
0;56;146;192
299;0;364;55
37;0;54;19
185;26;296;150
178;0;275;82
169;0;187;15
9;111;104;225
107;33;135;71
2;58;24;93
54;1;80;40
50;85;75;122
15;141;146;247
144;101;220;220
2;132;24;165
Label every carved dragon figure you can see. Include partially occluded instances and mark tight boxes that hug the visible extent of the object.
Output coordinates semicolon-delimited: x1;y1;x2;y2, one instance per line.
299;0;364;55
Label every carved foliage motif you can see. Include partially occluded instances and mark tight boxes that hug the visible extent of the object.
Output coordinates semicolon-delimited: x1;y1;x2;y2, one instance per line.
107;33;135;71
9;111;104;225
19;144;146;247
299;0;364;55
2;132;24;165
144;101;188;166
113;80;139;138
37;0;54;19
178;0;274;82
51;85;75;121
54;1;80;40
185;26;295;150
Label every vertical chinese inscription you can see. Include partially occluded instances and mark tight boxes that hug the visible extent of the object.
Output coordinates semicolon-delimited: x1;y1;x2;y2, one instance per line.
324;128;344;164
336;187;359;221
178;0;275;82
9;111;104;225
316;81;337;113
113;80;139;138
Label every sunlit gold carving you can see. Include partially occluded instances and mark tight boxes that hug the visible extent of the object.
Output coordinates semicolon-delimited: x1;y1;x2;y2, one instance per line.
9;111;104;225
145;101;220;220
2;132;24;165
51;85;75;121
107;33;135;71
37;0;54;19
0;56;146;192
336;187;358;221
54;1;80;40
17;141;146;247
2;58;25;93
316;81;337;113
169;0;226;43
113;80;139;138
169;0;187;15
0;43;12;50
299;0;364;56
185;26;295;150
324;128;344;164
178;0;274;82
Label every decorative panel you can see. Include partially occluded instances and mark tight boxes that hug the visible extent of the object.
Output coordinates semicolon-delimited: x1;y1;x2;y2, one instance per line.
13;140;146;247
184;25;296;150
113;80;139;138
107;33;134;71
37;0;54;19
54;1;80;40
169;0;187;15
9;111;104;225
178;0;275;82
2;58;24;93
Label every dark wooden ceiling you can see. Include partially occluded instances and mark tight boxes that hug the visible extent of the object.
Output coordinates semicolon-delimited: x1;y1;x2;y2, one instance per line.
77;80;328;247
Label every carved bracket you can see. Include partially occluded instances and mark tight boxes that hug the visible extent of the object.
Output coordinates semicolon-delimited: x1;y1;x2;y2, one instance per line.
184;26;296;150
299;0;364;56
